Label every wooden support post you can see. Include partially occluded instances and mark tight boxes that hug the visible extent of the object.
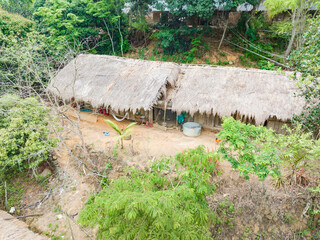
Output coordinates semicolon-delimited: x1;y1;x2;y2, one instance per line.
149;109;153;125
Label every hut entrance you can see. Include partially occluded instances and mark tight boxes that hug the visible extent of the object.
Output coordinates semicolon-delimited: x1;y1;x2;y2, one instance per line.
154;107;177;128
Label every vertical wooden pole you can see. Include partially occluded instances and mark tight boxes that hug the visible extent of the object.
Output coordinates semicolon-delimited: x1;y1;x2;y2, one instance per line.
149;109;153;125
4;181;7;210
218;19;228;50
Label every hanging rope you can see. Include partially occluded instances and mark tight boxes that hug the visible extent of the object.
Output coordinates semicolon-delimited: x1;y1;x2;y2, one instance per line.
110;109;128;121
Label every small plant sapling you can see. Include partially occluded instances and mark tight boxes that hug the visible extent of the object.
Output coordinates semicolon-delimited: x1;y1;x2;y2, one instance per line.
105;120;136;149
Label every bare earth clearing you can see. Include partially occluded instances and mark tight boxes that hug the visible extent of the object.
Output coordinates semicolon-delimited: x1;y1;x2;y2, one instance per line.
8;111;316;239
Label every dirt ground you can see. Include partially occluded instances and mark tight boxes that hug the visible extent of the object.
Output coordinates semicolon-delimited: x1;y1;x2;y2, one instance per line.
14;111;318;240
18;111;220;240
79;112;219;160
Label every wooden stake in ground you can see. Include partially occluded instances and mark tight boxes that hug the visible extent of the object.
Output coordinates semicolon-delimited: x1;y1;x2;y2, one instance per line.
4;181;7;210
218;19;228;50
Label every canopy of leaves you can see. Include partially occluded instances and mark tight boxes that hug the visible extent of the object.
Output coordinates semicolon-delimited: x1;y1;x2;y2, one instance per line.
0;0;33;18
79;146;220;239
264;0;320;17
34;0;87;47
290;16;320;135
34;0;129;54
159;0;260;19
0;7;35;47
0;95;57;172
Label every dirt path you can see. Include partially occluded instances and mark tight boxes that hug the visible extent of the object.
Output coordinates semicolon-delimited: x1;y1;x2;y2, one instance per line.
0;211;48;240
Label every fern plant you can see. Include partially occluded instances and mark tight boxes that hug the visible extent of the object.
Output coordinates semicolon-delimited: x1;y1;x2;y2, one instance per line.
105;120;136;149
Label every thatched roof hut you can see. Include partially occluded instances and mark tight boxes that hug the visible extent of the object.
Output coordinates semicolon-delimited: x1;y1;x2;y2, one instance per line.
49;54;305;126
48;54;180;112
171;65;305;124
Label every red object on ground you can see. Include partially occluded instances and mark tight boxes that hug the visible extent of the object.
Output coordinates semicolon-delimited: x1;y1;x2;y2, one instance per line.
150;122;153;127
104;109;107;115
146;121;149;127
99;108;103;114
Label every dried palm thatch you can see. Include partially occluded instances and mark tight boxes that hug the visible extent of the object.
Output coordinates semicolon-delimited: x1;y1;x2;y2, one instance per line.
171;65;305;124
48;54;180;112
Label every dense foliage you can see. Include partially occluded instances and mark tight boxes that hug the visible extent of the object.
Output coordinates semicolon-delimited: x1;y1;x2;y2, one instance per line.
0;95;57;172
264;0;319;56
79;146;220;239
33;0;130;55
0;8;35;47
0;0;33;18
159;0;260;20
290;16;320;136
218;117;320;182
218;117;280;180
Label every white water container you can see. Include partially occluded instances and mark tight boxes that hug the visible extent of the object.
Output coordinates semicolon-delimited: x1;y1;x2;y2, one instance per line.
183;122;202;137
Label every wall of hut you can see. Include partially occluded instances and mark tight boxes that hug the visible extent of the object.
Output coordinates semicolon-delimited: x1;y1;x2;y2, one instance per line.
79;102;291;134
183;111;290;134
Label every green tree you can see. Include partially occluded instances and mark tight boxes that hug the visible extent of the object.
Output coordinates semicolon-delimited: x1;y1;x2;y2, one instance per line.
160;0;260;20
0;7;35;47
85;0;129;56
218;117;281;181
264;0;319;57
290;16;320;136
34;0;130;55
34;0;86;48
79;146;219;239
0;0;33;18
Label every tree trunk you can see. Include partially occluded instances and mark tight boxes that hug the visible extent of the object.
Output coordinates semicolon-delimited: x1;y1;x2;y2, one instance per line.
103;18;116;55
117;18;124;57
285;8;297;57
218;19;228;50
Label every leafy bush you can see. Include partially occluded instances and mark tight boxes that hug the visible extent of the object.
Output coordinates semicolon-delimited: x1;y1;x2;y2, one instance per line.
155;29;192;55
218;117;280;181
258;60;276;70
0;94;57;172
79;146;219;239
218;117;320;185
276;125;316;182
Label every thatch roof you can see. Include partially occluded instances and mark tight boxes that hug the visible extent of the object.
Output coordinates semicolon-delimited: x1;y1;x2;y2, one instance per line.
48;54;180;112
49;54;305;124
171;65;305;124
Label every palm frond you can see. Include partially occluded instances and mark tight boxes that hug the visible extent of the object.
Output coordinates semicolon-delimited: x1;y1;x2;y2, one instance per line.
123;122;137;136
105;120;122;135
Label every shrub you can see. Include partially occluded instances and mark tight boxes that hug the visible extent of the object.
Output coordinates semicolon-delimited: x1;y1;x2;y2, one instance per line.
218;117;320;186
218;117;280;181
79;146;219;239
0;94;57;172
155;29;191;55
